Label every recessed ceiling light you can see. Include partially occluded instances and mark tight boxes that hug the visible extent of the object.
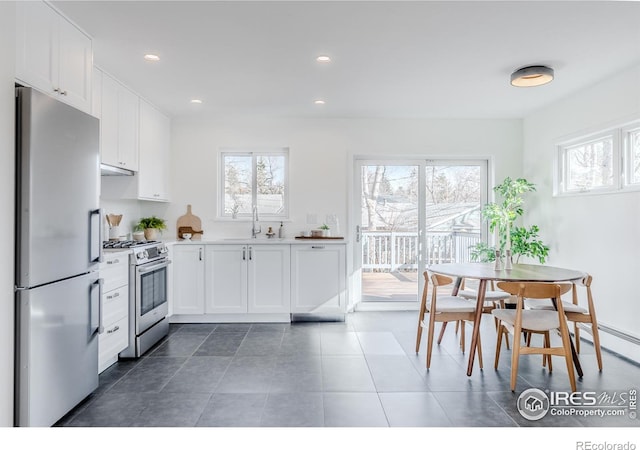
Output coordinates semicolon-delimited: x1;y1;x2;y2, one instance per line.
144;54;160;62
314;99;325;105
190;99;203;104
510;65;554;87
316;55;331;63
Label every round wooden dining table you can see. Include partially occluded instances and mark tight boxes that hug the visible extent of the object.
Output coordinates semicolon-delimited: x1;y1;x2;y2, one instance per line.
427;262;587;376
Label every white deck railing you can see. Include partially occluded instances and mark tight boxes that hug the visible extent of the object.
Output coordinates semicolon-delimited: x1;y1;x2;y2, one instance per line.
362;230;481;271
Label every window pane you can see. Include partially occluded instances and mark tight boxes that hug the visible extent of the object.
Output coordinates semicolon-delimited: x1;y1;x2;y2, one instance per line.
629;129;640;184
223;155;252;215
565;137;613;190
256;155;286;214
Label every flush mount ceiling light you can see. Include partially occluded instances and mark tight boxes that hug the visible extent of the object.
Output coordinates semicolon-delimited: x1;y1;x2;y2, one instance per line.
190;99;203;104
316;55;331;63
314;99;326;105
510;65;554;87
143;54;160;62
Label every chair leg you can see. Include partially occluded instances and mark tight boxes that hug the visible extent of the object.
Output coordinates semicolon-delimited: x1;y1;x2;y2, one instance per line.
437;321;448;345
544;332;552;372
559;324;577;392
476;330;483;370
574;322;581;354
591;321;603;372
426;314;437;370
415;296;427;354
510;330;522;392
494;324;503;369
455;320;460;335
460;321;466;353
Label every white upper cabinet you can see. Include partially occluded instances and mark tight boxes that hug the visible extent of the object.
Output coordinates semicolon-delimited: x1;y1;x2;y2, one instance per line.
99;71;139;171
138;99;170;201
16;1;92;113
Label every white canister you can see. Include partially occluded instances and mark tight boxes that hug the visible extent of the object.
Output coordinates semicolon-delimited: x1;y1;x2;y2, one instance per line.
108;226;120;240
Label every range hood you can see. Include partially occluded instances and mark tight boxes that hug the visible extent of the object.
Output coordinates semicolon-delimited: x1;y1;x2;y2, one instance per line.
100;163;134;176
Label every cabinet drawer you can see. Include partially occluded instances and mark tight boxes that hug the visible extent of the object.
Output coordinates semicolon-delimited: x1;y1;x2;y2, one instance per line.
99;316;128;372
102;284;128;325
100;254;129;292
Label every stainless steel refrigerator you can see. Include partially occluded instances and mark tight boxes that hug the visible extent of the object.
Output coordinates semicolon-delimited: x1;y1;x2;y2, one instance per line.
15;87;102;427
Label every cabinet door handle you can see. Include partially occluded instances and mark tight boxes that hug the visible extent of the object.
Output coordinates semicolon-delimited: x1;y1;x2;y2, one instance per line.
198;248;203;261
249;247;253;261
356;225;361;243
107;325;120;334
311;245;325;249
106;259;120;265
106;292;120;300
242;247;246;261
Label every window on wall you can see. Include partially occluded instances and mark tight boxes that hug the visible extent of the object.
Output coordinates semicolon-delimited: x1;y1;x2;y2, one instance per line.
555;120;640;196
220;149;288;219
623;123;640;187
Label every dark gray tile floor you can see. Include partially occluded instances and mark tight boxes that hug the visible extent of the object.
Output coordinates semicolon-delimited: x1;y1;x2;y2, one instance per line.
56;311;640;428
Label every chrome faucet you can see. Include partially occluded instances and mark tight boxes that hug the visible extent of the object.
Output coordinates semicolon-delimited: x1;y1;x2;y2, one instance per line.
251;205;261;238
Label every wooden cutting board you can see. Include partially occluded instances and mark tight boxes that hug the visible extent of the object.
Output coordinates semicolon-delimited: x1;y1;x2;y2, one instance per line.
176;204;203;240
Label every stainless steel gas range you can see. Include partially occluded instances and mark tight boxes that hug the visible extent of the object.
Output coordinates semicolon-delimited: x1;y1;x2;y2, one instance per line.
103;240;171;358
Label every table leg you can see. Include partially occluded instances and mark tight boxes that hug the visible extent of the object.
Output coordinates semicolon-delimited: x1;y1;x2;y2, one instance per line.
467;278;487;376
452;277;462;295
551;297;584;378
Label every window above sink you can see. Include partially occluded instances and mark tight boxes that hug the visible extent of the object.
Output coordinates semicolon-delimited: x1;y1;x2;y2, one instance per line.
219;148;289;220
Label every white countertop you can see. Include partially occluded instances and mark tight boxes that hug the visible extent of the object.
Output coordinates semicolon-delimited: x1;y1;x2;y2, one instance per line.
174;237;348;245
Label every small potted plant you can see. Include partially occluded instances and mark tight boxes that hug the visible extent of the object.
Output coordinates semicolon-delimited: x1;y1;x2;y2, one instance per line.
311;224;331;238
135;216;167;240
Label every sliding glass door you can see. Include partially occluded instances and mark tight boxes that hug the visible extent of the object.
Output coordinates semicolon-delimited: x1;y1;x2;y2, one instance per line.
355;159;487;305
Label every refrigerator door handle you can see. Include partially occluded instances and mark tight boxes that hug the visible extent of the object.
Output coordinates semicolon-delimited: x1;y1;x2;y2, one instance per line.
90;208;103;264
91;278;104;334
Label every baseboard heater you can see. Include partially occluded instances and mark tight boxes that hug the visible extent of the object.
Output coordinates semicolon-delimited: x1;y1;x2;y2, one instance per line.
577;322;640;346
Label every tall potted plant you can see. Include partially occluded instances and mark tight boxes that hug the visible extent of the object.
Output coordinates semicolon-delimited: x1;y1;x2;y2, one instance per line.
470;177;549;264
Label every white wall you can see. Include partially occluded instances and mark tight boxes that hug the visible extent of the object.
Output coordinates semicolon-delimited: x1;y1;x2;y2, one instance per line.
523;63;640;362
167;117;523;241
167;117;522;310
0;1;16;427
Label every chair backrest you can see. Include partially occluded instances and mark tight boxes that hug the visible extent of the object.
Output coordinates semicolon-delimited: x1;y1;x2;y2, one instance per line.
421;272;454;311
431;273;453;288
496;282;572;302
572;274;593;305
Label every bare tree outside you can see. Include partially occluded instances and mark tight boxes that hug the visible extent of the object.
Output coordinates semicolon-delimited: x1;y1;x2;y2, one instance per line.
566;138;614;190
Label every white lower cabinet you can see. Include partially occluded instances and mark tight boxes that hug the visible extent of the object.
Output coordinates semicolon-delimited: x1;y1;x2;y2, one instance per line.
205;245;290;314
171;242;345;322
172;245;205;315
99;252;130;373
291;244;346;314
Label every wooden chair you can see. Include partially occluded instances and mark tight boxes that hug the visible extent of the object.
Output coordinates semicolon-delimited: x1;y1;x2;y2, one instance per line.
454;278;512;347
525;274;602;371
493;282;576;392
416;272;483;369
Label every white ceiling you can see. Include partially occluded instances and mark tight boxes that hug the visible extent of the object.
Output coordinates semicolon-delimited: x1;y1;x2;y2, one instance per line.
52;1;640;120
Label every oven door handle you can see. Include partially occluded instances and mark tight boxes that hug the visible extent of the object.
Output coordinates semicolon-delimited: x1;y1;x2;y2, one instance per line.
138;260;172;273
